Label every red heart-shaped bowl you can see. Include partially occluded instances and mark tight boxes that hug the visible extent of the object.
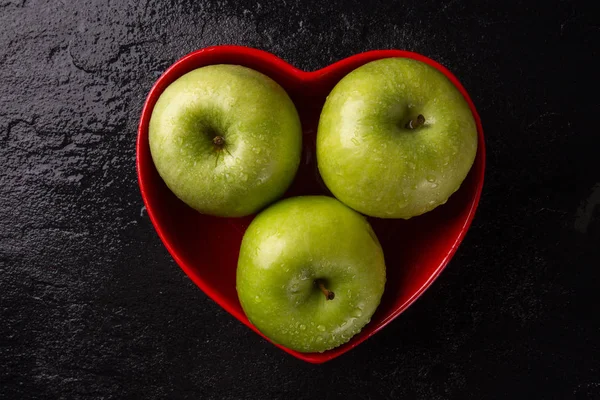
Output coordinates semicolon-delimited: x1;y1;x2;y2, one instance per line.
137;45;485;364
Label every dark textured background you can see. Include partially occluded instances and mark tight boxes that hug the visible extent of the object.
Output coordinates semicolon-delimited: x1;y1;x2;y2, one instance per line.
1;0;599;399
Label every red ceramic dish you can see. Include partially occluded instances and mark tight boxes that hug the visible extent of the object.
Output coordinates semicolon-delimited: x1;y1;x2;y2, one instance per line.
137;45;486;364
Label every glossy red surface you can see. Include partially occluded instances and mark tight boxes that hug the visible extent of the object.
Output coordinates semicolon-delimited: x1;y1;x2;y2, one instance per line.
136;45;486;364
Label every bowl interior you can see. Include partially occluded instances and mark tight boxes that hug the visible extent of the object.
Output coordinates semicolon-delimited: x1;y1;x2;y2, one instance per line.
137;46;485;363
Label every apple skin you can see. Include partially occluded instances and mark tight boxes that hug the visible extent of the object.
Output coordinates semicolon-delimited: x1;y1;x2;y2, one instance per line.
149;64;302;217
236;196;386;353
317;57;477;219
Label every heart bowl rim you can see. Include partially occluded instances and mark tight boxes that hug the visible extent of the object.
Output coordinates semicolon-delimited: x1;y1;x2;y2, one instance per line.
136;45;486;364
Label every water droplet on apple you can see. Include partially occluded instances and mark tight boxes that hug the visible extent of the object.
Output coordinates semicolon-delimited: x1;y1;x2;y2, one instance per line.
317;325;326;332
426;175;436;182
254;295;261;303
316;336;323;343
351;137;359;146
429;200;436;205
299;324;306;330
352;308;363;318
431;183;439;188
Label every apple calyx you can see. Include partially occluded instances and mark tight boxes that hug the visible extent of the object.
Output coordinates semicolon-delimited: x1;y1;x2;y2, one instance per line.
405;114;425;130
315;279;335;300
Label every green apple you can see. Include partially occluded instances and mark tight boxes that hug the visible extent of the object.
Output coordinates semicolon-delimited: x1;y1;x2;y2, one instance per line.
236;196;386;353
317;57;478;219
149;64;302;217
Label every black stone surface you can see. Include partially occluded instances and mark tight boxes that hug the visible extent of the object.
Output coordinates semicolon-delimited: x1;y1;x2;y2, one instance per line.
1;0;599;398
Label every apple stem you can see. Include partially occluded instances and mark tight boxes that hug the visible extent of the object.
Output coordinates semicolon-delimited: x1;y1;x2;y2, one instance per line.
213;135;225;148
405;114;425;129
316;280;335;300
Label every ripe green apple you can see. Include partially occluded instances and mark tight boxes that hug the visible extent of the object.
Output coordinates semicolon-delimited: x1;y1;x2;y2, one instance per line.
236;196;386;353
149;64;302;217
317;57;478;219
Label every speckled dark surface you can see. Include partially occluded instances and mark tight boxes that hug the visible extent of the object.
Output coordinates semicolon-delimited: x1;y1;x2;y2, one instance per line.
1;0;599;398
